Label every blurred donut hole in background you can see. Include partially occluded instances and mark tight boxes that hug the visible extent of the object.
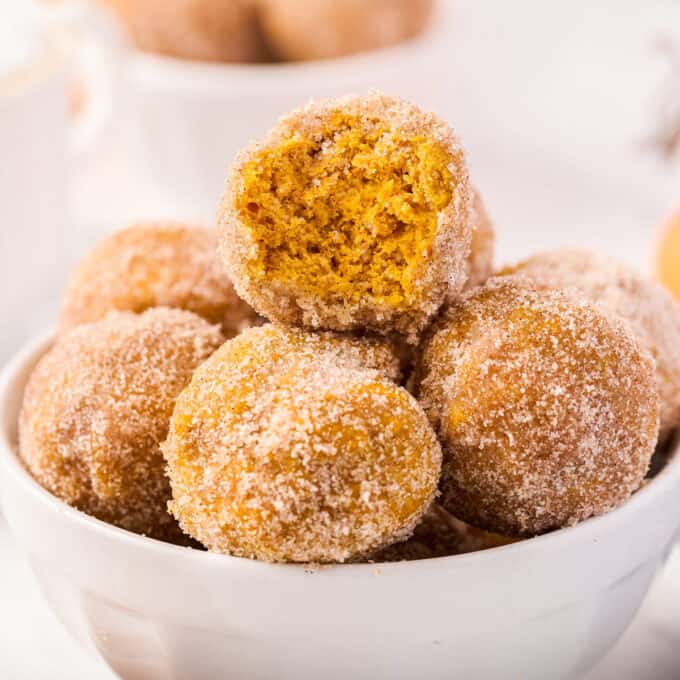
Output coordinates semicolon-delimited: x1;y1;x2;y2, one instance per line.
96;0;435;63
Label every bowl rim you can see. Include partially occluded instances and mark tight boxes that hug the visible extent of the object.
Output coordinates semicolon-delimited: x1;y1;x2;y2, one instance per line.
125;37;437;96
2;330;679;573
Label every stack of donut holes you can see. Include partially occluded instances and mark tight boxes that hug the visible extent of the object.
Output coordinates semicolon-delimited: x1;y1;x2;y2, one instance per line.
19;92;680;563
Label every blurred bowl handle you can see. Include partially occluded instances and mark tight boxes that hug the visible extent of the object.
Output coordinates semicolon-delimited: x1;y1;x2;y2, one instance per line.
49;1;128;160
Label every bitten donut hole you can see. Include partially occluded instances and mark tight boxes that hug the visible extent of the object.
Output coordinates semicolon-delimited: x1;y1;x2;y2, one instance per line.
236;112;453;311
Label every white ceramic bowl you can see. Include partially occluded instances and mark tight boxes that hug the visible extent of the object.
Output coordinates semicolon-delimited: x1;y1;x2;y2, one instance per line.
2;334;680;680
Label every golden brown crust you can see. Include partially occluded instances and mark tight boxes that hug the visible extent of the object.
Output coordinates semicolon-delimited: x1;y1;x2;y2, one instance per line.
218;92;472;342
369;504;516;562
464;189;495;290
163;324;440;562
19;308;224;541
416;277;659;537
259;0;433;61
500;249;680;442
656;210;680;300
59;222;260;337
100;0;268;63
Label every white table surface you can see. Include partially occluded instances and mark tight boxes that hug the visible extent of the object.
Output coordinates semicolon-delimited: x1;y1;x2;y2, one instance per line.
3;1;680;678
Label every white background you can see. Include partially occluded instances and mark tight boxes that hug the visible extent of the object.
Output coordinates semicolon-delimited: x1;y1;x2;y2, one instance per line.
2;0;680;678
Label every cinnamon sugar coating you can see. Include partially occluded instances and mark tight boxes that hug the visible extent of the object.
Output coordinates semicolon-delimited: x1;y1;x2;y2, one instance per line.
500;249;680;441
100;0;267;63
163;324;440;562
19;309;224;541
464;189;495;290
416;278;659;537
59;222;260;337
259;0;433;61
218;92;472;342
370;504;515;562
206;323;403;383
